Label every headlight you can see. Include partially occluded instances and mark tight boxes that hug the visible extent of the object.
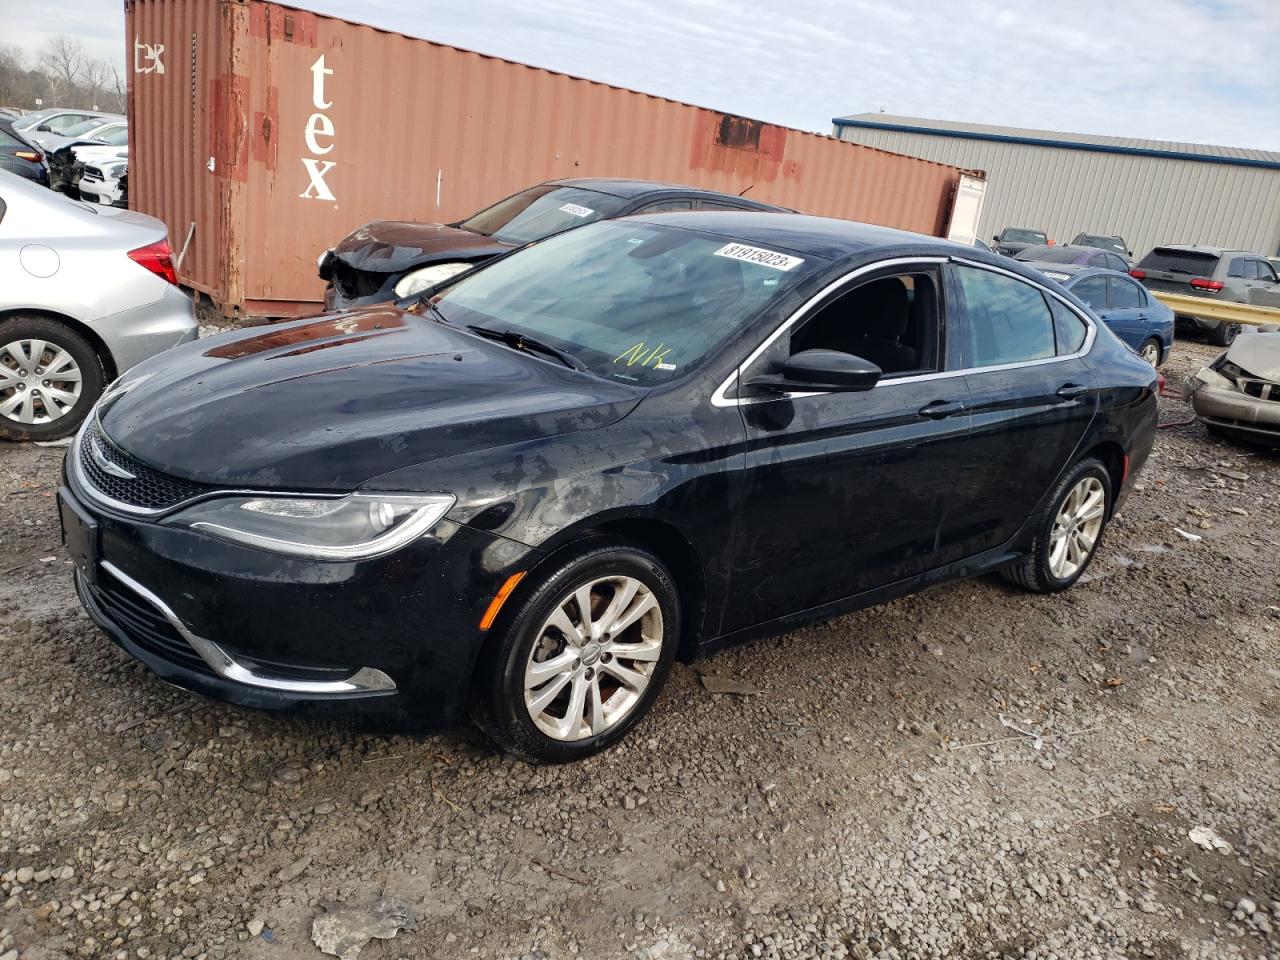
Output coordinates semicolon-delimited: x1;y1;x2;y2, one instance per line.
164;493;455;560
394;262;472;299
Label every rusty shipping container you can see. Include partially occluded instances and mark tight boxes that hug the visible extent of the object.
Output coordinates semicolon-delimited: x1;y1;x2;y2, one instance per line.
126;0;981;317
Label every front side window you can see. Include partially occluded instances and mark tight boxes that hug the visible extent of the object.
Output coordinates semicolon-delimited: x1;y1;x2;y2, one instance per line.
50;116;97;135
460;185;630;246
1108;276;1142;308
1087;254;1108;268
789;271;940;377
954;265;1055;367
1071;275;1109;310
1257;260;1279;283
434;221;819;386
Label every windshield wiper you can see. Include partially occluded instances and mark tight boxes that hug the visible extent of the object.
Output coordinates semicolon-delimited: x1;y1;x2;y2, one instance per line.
466;324;585;372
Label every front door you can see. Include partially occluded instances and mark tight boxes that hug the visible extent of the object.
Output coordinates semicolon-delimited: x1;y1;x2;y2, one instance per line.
723;264;973;633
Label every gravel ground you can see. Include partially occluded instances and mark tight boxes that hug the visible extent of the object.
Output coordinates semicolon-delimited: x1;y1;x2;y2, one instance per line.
1;338;1277;960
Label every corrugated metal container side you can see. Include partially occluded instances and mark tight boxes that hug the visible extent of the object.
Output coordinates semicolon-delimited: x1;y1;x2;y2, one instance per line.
126;0;975;316
833;122;1280;260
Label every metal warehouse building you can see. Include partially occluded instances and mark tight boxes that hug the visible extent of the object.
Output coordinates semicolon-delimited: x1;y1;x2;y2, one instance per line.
833;113;1280;260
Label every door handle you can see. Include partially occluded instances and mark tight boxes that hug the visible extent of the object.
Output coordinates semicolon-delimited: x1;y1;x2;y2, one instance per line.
1056;383;1088;401
919;399;966;419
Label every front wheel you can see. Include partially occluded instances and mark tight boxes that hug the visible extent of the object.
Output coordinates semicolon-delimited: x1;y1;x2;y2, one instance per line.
1001;457;1112;594
472;541;680;762
0;316;105;442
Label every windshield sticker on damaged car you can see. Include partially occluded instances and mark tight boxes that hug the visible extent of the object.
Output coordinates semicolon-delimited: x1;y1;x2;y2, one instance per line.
713;243;804;272
559;202;594;218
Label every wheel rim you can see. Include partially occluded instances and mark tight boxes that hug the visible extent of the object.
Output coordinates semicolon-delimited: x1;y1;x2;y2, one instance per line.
1049;476;1106;579
523;575;662;742
1140;341;1159;365
0;339;83;424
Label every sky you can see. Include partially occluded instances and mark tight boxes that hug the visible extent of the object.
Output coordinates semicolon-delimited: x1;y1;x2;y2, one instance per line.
6;0;1280;150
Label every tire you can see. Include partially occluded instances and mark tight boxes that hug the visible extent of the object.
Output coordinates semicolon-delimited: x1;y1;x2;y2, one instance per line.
0;315;105;442
1138;337;1162;366
471;540;680;763
1208;322;1239;347
1000;457;1112;594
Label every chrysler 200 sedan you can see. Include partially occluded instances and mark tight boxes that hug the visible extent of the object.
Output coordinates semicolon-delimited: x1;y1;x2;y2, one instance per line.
61;212;1158;762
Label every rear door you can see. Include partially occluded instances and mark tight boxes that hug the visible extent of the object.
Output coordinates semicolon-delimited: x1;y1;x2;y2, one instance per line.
947;262;1098;557
1103;275;1150;350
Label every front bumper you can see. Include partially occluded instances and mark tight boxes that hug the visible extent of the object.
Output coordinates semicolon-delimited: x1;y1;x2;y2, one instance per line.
1184;374;1280;440
62;451;538;726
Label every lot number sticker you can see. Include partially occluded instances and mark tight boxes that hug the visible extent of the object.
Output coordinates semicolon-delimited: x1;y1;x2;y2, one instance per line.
714;242;804;271
559;203;595;218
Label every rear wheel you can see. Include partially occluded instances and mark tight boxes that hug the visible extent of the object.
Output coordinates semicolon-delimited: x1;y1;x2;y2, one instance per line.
1138;337;1162;366
472;541;680;763
1001;457;1112;594
0;316;105;442
1208;322;1239;347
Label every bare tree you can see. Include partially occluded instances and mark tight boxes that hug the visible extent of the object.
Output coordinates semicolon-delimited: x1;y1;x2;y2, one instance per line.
40;34;85;102
83;57;112;110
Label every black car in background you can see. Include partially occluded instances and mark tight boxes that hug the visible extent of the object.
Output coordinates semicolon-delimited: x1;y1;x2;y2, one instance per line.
1071;233;1132;261
1015;244;1131;274
0;125;48;185
318;177;786;309
62;213;1157;762
992;226;1048;257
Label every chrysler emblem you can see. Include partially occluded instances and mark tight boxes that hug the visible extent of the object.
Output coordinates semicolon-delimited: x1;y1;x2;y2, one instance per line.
90;436;136;480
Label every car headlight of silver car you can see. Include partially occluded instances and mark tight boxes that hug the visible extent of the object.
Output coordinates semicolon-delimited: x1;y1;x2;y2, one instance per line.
163;493;455;560
394;262;473;299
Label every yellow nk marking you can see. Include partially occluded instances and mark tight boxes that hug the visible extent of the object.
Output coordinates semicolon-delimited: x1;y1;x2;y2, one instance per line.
613;342;672;367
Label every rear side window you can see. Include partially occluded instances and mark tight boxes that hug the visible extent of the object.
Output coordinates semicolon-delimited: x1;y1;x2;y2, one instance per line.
954;265;1055;367
1087;254;1108;268
1048;297;1087;354
1071;275;1108;310
1108;276;1143;308
635;199;693;213
1227;258;1248;278
1105;254;1128;272
100;126;128;146
1138;248;1220;275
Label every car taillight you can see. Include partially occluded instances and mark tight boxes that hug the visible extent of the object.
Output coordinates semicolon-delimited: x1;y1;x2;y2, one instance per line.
1129;268;1146;280
14;150;41;161
1189;278;1224;291
127;239;179;286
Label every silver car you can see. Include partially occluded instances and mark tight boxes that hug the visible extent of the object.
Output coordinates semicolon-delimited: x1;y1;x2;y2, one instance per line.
1183;331;1280;446
1133;245;1280;346
0;170;197;441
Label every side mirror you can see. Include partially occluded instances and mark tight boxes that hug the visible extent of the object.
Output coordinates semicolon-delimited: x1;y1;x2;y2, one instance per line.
36;123;51;132
747;349;882;396
992;235;1000;243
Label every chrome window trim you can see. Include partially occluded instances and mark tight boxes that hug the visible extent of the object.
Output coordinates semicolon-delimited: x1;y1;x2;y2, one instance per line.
81;562;396;695
711;254;1097;408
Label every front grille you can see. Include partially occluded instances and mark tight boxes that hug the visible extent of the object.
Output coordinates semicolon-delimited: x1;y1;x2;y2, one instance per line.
1240;379;1280;403
77;418;210;511
88;569;214;677
330;261;391;301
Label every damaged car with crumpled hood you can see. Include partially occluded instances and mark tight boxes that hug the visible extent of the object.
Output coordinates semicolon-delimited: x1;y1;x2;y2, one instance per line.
1182;327;1280;445
316;177;785;310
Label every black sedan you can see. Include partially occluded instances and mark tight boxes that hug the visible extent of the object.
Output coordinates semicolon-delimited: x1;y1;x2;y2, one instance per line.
318;177;785;310
62;213;1157;762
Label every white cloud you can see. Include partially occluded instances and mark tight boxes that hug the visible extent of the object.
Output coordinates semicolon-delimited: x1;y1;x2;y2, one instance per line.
7;0;1279;148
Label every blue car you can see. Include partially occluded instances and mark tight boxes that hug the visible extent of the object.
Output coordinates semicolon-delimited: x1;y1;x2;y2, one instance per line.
1021;262;1174;366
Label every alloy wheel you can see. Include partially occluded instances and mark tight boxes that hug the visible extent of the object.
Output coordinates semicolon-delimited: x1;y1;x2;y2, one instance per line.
1048;475;1105;579
0;339;83;424
1140;341;1160;365
523;575;663;741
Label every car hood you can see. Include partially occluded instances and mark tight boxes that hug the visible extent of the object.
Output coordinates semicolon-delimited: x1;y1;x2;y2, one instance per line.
331;220;514;275
1225;332;1280;381
99;307;644;491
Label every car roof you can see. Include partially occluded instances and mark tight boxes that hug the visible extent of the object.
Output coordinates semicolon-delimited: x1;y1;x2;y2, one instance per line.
548;177;784;209
1075;232;1124;240
622;210;978;260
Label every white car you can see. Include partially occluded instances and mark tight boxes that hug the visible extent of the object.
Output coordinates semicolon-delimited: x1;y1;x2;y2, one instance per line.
79;158;128;208
0;170;196;441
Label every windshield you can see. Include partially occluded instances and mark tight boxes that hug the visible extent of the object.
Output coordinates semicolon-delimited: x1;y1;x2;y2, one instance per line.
433;220;819;385
460;184;630;246
1002;228;1046;244
1077;235;1126;254
12;110;55;130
